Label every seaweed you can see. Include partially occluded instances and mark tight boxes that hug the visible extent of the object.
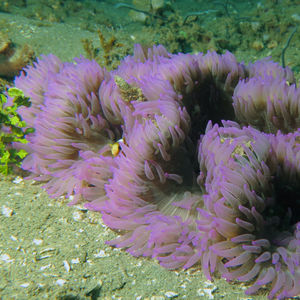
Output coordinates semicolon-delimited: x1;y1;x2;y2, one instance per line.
0;87;33;175
82;29;124;69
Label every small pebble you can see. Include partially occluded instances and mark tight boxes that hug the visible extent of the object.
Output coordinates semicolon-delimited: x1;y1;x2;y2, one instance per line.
63;260;70;272
73;211;84;221
71;258;80;264
0;254;14;263
150;296;165;300
12;176;23;184
56;279;66;286
40;264;52;270
1;205;13;217
94;250;107;258
165;291;178;298
10;235;18;241
33;239;43;245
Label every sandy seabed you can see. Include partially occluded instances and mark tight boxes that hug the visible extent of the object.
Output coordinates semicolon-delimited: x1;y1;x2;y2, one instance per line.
0;174;269;299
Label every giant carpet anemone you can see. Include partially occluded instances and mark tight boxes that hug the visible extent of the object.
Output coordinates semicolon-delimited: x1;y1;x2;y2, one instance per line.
14;44;300;299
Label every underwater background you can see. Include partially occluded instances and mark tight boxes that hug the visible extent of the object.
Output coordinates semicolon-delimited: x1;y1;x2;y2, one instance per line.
0;0;300;299
1;0;300;80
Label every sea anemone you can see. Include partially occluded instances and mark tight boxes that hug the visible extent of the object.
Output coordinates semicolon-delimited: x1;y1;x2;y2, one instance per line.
14;54;63;127
14;44;300;299
100;98;199;266
96;47;249;270
233;74;300;133
247;58;295;83
16;56;126;204
198;123;300;299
